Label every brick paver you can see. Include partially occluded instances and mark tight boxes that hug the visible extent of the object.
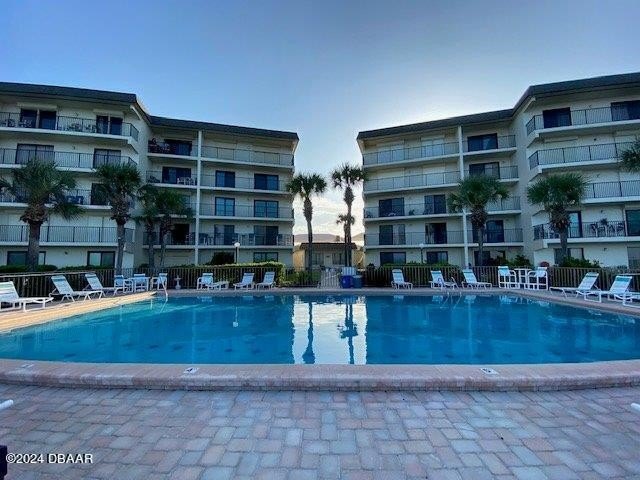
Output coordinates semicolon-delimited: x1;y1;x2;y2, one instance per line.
0;384;639;479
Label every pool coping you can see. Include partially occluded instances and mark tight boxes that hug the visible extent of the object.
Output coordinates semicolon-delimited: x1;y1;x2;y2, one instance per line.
1;287;639;392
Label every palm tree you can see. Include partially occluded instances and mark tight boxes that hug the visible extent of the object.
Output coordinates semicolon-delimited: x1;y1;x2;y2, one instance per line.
330;164;367;266
155;189;194;268
448;175;509;267
527;173;587;265
0;158;82;271
287;173;327;272
135;185;160;270
621;139;640;172
94;163;142;274
336;213;354;264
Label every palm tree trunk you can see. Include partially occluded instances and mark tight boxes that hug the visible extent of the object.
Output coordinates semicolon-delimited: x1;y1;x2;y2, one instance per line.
159;230;167;269
26;222;42;271
306;217;313;273
115;222;125;275
346;194;353;266
146;227;156;271
477;224;485;267
559;229;569;265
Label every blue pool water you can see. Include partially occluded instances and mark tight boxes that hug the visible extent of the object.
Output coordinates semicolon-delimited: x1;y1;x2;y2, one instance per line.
0;294;639;364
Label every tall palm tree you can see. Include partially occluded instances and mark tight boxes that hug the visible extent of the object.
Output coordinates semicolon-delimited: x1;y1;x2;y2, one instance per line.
336;213;354;264
95;163;142;274
0;158;82;271
448;175;509;267
287;173;327;272
135;185;160;270
330;164;367;266
527;173;587;265
155;189;194;268
621;139;640;172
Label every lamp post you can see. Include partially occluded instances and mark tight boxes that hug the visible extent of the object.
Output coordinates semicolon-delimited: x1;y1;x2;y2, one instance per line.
234;242;240;264
419;243;425;264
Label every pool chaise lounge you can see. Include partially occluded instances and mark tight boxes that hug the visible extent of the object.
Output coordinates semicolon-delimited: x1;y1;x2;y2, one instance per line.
391;269;413;289
0;281;53;311
50;275;103;301
256;272;276;289
234;273;255;290
84;273;125;296
429;270;457;290
584;275;638;305
550;272;600;297
196;273;229;290
461;269;492;288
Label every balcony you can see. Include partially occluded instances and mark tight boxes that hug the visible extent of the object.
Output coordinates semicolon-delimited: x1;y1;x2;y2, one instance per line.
199;174;288;192
584;180;640;200
486;196;521;212
0;112;138;140
364;202;454;220
533;221;633;240
465;165;519;180
148;141;197;157
146;171;198;186
199;203;294;219
363;170;460;193
463;135;516;153
526;105;640;135
362;142;459;167
0;148;135;170
201;145;293;167
471;228;523;243
365;231;465;247
144;232;293;247
0;188;111;207
0;225;133;244
528;142;634;169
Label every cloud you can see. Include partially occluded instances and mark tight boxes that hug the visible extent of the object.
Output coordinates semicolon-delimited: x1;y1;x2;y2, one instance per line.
292;187;364;236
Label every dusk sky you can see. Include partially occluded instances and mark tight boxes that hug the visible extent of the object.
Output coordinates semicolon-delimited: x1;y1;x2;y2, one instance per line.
2;0;639;236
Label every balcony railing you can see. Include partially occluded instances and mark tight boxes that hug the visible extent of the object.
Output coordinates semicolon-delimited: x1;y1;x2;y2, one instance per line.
584;180;640;199
365;231;465;246
486;196;521;212
199;174;287;192
363;142;459;167
528;142;633;169
471;228;523;243
0;112;138;140
465;165;519;180
0;225;133;244
0;188;117;207
364;202;453;219
201;145;293;167
363;170;460;192
526;106;640;135
534;221;632;240
463;135;516;152
0;148;135;170
199;204;294;219
148;141;197;157
144;232;293;247
146;171;198;186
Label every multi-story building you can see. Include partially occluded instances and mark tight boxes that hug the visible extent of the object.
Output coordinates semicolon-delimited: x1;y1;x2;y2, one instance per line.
358;72;640;267
0;83;298;268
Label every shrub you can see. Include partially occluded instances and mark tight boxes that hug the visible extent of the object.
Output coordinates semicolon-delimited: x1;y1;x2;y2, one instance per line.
560;257;601;268
0;264;58;274
506;255;532;268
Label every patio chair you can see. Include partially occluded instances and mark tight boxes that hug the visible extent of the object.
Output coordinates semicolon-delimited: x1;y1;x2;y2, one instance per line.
196;273;229;290
429;270;457;290
461;269;492;288
498;266;518;289
151;273;168;290
550;272;599;297
524;267;548;290
50;275;103;302
391;269;413;289
132;273;150;292
256;271;276;289
234;273;255;290
584;275;634;304
84;273;124;296
0;281;53;311
114;274;133;293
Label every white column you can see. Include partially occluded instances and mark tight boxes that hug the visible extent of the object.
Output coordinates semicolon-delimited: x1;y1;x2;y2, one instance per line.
194;130;202;265
458;125;469;267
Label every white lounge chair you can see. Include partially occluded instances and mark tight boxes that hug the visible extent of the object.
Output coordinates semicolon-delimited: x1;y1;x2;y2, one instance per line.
85;273;124;296
234;273;255;290
498;266;518;289
461;269;492;288
151;273;168;290
197;273;229;290
429;270;457;290
0;281;53;311
584;275;634;303
524;267;548;290
391;269;413;289
132;273;150;292
114;274;133;293
550;272;599;297
51;275;103;302
256;271;276;289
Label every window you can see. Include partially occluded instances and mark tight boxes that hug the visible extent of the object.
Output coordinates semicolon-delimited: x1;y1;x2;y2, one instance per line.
379;224;405;245
542;108;572;128
378;198;404;217
485;220;505;243
254;173;279;191
38;110;57;130
380;252;406;265
87;251;115;267
567;211;583;238
424;194;446;214
215;170;235;188
254;200;279;218
426;223;447;244
7;251;46;266
554;248;584;264
214;225;235;245
162;166;192;184
16;144;54;164
90;184;108;206
164;139;193;156
215;197;235;216
254;225;279;245
628;247;640;268
96;115;123;135
426;251;448;264
19;109;37;128
171;224;190;245
467;133;498;152
468;162;500;178
611;100;640;122
332;252;344;265
253;252;278;262
473;250;505;266
626;209;640;236
93;149;122;168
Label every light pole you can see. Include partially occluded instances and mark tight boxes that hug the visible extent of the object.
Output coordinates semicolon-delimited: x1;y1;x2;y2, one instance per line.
234;241;240;263
419;243;425;264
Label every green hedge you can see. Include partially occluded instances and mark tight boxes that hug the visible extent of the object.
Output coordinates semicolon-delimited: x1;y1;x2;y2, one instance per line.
0;264;58;274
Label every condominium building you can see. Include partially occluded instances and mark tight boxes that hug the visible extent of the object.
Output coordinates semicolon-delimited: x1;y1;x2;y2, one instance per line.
358;72;640;267
0;83;297;269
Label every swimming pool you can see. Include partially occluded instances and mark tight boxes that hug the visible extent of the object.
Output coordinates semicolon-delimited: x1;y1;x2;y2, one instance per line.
0;294;639;365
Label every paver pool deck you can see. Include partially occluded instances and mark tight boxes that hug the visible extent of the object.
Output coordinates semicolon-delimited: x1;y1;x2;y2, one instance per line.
1;383;639;479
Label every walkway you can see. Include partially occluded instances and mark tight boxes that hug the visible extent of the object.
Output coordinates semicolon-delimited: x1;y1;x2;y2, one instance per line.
1;384;639;479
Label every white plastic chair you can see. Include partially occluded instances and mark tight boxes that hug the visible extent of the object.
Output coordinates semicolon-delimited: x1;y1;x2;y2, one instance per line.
85;273;124;296
429;270;457;290
234;273;255;290
461;269;492;288
584;275;634;303
550;272;599;297
51;275;103;301
498;266;518;289
525;267;548;290
0;281;53;311
391;269;413;289
256;272;275;289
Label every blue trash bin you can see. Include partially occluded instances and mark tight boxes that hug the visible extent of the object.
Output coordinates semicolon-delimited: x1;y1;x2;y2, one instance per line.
340;275;353;288
352;275;363;288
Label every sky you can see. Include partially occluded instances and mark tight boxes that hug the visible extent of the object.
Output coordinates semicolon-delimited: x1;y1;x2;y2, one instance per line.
1;0;639;236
